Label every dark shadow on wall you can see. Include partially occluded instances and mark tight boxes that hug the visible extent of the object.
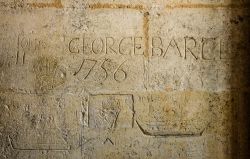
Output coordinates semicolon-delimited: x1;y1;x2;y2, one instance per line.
230;4;250;159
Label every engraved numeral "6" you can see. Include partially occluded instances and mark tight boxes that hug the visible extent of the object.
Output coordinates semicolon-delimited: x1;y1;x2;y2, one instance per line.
114;60;127;82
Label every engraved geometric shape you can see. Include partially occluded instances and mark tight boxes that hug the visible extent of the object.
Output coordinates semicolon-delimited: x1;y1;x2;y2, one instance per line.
135;91;212;136
88;94;134;129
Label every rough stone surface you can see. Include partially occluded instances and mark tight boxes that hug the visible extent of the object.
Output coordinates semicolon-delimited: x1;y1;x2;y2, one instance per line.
0;0;249;159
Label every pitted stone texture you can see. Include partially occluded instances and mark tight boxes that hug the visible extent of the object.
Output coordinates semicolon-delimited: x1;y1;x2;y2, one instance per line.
0;0;249;159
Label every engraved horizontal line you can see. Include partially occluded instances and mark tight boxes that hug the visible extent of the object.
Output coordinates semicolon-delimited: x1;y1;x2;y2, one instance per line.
0;89;61;96
11;147;71;151
8;136;70;151
90;93;133;96
88;3;145;11
166;3;250;9
136;120;205;137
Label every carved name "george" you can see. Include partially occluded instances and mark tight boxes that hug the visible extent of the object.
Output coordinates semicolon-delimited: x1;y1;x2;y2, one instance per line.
68;36;144;56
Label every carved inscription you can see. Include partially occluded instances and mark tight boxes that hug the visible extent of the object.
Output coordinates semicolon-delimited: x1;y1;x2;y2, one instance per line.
151;36;237;60
0;93;72;150
68;36;237;61
68;36;144;56
0;35;46;67
135;92;211;136
33;56;66;92
88;94;134;129
0;2;248;158
73;58;128;83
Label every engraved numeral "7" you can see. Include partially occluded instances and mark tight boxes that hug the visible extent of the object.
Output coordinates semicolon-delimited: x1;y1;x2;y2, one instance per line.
74;59;97;79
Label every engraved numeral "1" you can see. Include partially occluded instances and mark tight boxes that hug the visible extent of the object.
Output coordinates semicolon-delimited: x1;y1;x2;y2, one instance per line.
73;59;97;79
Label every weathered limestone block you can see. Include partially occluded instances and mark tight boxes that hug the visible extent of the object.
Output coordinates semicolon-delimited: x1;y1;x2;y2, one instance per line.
0;0;249;159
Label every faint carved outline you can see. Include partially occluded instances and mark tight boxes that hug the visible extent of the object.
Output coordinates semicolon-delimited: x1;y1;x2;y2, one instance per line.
8;135;71;151
80;93;134;154
88;93;135;129
136;120;206;137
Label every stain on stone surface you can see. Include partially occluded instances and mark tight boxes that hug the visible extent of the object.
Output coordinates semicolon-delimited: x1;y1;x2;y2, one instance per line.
27;0;63;9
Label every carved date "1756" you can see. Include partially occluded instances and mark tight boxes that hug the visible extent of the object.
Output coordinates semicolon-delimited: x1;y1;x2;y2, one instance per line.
73;58;128;83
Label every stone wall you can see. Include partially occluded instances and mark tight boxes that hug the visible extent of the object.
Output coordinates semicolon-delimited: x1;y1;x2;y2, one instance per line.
0;0;249;158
